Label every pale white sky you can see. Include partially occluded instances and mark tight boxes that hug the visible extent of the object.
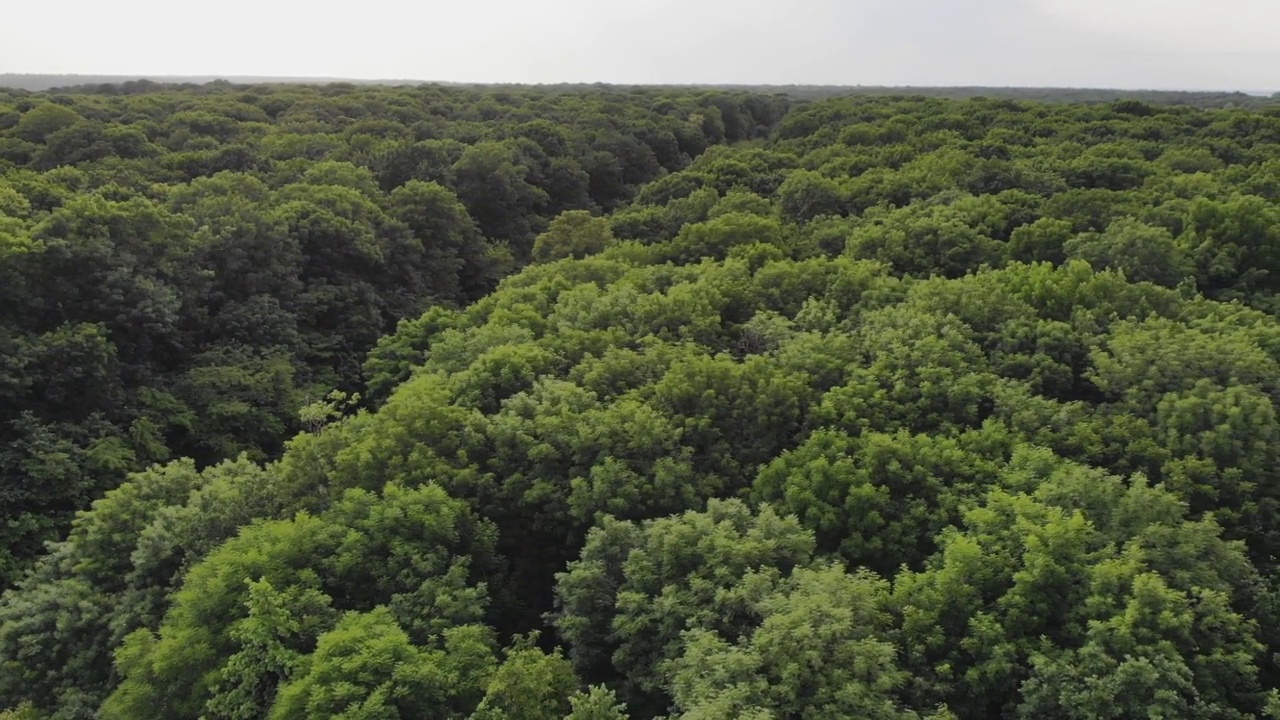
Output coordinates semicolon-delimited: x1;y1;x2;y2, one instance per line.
1;0;1277;90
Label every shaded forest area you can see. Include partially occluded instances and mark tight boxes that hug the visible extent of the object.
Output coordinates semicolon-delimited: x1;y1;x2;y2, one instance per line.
0;83;788;583
2;82;1280;719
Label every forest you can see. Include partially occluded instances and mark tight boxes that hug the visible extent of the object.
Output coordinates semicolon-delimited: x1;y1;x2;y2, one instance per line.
0;80;1279;719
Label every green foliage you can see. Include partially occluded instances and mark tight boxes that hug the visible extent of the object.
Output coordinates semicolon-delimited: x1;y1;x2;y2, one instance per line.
269;609;495;720
554;500;817;714
468;636;579;720
753;429;1003;573
298;389;361;433
101;483;499;718
533;211;615;263
1064;217;1192;287
13;104;84;144
0;456;284;716
776;169;846;223
667;565;920;720
3;86;1280;720
894;450;1266;718
0;84;777;587
565;687;630;720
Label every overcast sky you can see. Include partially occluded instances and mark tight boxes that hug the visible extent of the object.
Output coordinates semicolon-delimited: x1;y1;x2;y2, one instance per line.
2;0;1277;91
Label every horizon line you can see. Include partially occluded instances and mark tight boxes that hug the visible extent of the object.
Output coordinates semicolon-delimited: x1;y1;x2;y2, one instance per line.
1;73;1276;96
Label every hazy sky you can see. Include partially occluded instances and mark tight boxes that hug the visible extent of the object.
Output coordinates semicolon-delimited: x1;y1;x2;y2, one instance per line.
3;0;1278;90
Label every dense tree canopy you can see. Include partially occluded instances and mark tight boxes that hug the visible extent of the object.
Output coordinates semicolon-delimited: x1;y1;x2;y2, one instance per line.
2;82;1280;719
0;83;787;583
